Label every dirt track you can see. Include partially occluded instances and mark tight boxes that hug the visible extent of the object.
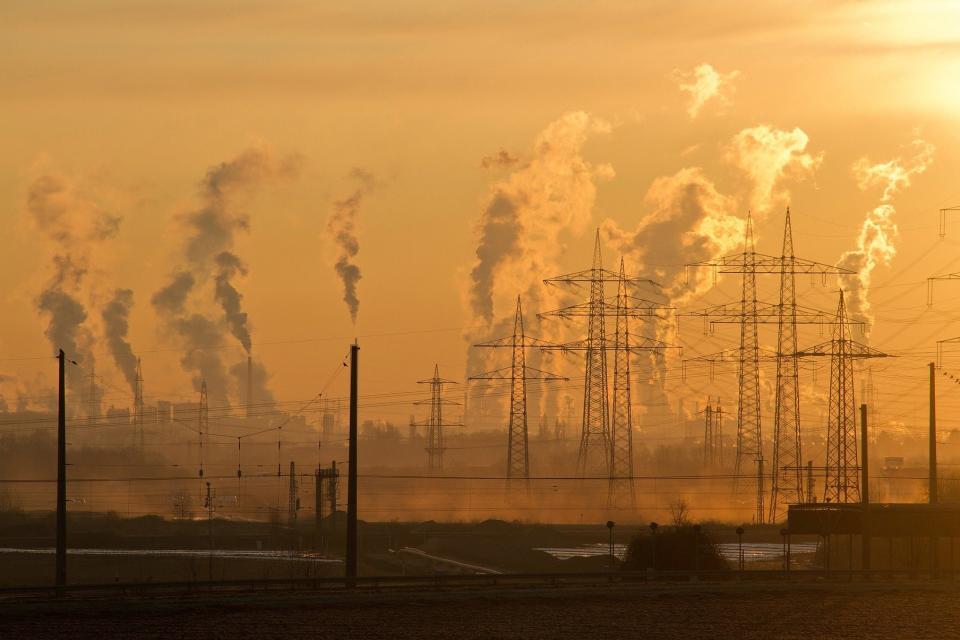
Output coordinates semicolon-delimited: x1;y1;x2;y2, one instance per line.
3;583;960;639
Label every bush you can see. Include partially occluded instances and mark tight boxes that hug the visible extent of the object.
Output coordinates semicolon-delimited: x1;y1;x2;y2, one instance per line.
622;525;728;571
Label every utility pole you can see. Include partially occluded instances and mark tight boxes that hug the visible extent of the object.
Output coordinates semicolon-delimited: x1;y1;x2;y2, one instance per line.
346;342;359;583
56;349;66;590
930;362;938;504
861;403;871;571
204;481;215;582
134;357;144;451
198;380;208;478
288;460;298;525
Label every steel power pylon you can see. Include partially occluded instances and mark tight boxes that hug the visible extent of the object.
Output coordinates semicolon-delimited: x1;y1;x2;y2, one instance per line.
540;233;664;483
413;365;461;473
703;397;723;470
797;291;889;503
470;297;566;488
541;254;670;508
682;211;852;523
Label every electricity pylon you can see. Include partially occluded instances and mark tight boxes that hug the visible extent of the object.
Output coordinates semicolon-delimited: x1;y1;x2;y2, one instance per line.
540;232;664;480
413;365;461;473
703;397;723;470
470;297;566;489
682;210;852;523
797;291;889;503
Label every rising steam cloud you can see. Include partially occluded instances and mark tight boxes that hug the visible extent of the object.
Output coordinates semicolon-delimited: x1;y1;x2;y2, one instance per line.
102;288;138;393
469;111;613;326
673;63;740;119
152;145;299;398
26;171;122;399
838;136;935;331
465;111;613;428
328;169;375;324
726;125;821;214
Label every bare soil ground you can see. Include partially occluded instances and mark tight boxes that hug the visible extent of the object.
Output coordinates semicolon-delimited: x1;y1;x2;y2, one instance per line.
3;582;960;639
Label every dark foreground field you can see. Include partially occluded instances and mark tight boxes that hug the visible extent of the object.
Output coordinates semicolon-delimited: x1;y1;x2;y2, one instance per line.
3;583;960;639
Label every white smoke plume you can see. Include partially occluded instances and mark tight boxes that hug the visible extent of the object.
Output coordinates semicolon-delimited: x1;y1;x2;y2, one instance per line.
328;169;375;324
101;288;138;394
604;167;743;303
26;170;122;399
152;145;299;398
839;137;935;331
468;111;613;327
726;125;822;214
465;111;612;430
673;63;740;119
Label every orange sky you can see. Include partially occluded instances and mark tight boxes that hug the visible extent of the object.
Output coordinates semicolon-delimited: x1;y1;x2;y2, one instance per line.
2;0;960;442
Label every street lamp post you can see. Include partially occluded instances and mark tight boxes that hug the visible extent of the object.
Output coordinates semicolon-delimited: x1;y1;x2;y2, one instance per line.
736;526;745;573
606;521;615;572
781;528;790;572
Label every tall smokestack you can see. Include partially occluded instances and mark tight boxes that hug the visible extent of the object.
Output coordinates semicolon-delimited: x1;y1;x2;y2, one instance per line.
247;355;253;419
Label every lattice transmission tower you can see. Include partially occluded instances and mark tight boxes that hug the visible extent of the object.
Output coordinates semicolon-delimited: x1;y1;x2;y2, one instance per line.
540;233;665;482
541;251;670;508
470;297;566;489
413;365;461;473
682;210;851;523
797;291;888;503
703;397;723;470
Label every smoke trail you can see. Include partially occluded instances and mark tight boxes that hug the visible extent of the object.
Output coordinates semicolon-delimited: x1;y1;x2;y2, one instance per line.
151;271;195;315
174;314;230;398
328;169;375;324
466;112;612;429
229;358;275;407
469;111;613;327
726;125;821;214
673;63;739;119
26;170;121;399
152;145;299;397
838;137;935;331
604;167;742;303
214;252;251;353
102;288;138;393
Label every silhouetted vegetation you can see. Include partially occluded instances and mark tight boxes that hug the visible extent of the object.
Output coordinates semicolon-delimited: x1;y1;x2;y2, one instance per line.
622;524;728;571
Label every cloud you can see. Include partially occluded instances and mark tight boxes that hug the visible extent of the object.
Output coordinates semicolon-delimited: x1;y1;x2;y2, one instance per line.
25;168;122;400
673;63;740;119
726;125;822;214
468;110;614;326
101;288;138;394
480;149;519;169
838;136;935;331
604;167;743;304
152;145;299;398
